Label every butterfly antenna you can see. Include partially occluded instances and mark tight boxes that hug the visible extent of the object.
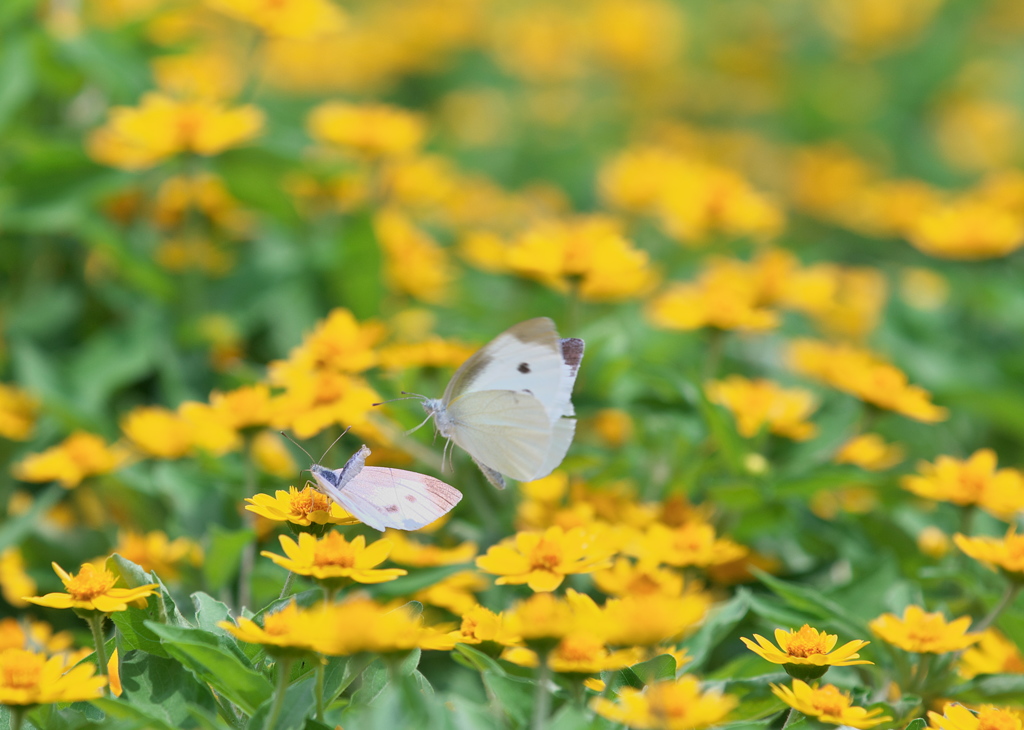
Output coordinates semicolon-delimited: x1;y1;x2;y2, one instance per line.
372;391;426;407
318;426;352;464
280;431;316;464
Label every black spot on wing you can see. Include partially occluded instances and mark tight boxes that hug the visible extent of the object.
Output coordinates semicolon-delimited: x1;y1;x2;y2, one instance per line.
385;504;399;513
518;362;531;373
560;338;584;375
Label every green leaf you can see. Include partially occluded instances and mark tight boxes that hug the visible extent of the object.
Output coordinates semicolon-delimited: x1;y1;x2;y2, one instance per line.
0;483;63;552
368;564;471;598
452;643;507;676
202;525;256;592
246;675;315;730
93;651;217;729
191;592;234;635
108;554;187;658
144;621;273;715
949;674;1024;703
752;570;865;639
905;719;928;730
351;658;390;706
481;673;534;726
682;589;751;670
632;654;677;684
0;35;33;131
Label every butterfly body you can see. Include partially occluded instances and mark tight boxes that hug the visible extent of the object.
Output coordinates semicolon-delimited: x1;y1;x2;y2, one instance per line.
421;317;584;489
309;444;462;531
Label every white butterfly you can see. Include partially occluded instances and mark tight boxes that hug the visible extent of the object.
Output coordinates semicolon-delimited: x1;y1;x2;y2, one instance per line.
414;317;584;490
284;433;463;531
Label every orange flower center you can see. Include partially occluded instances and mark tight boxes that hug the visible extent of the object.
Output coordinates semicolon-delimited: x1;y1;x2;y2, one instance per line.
978;708;1023;730
290;487;332;518
0;649;44;689
529;539;562;571
627;574;663;595
785;626;829;657
809;685;852;715
556;634;603;662
65;564;117;600
312;533;356;568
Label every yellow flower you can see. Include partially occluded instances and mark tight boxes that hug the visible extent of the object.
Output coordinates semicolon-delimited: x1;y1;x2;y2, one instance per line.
209;385;274;431
308;102;425;158
504;592;577;643
251;430;299;478
742;626;872;680
637;522;748;569
273;308;384;376
0;383;37;441
12;431;126;488
475;525;616;592
110;530;202;581
374;208;455;304
835;434;905;471
177;401;242;456
788;339;948;422
902;449;1024;519
121;406;193;459
592;675;737;729
602;593;710;647
448;604;520;646
929;703;1024;730
152;49;244;101
0;648;107;705
589;408;634;448
383;530;477;567
959;629;1024;679
906;199;1024;260
706;376;818;441
505;633;644;674
955;529;1024;580
376;338;478;373
0;618;76;656
25;563;158;614
918;527;952;559
312;597;455;655
87;93;264;170
218;599;318;656
869;605;980;654
245;485;359;527
206;0;347;39
0;548;36;608
771;679;891;729
593;557;684;597
412;570;489;615
261;532;408;584
107;647;122;697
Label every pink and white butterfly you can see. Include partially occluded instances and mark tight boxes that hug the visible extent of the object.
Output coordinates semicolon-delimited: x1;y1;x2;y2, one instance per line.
283;432;462;531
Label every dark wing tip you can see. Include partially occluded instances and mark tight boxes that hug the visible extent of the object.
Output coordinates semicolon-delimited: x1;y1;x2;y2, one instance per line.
559;338;585;374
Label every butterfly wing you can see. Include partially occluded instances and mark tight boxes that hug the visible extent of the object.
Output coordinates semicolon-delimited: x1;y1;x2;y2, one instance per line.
334;467;463;531
445;390;554;481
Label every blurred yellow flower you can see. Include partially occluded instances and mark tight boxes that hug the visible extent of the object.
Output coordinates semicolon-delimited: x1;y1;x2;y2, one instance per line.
88;93;264;170
0;548;36;608
312;597;456;655
638;522;748;569
448;604;520;646
706;376;818;441
152;49;245;101
770;679;891;729
121;406;193;459
954;528;1024;579
374;208;456;304
0;617;76;657
906;199;1024;260
959;629;1024;679
834;433;904;471
902;449;1024;519
12;431;126;488
111;531;202;581
383;530;477;567
929;702;1023;730
869;605;979;654
648;260;779;332
245;485;359;527
0;383;37;441
413;570;489;615
208;385;274;431
475;525;616;592
218;599;318;656
602;593;710;647
593;557;684;597
0;648;107;705
504;632;643;674
592;675;737;730
377;338;478;372
742;625;872;679
206;0;347;39
250;430;299;478
178;401;242;455
261;532;407;584
589;408;634;448
917;526;951;559
274;308;384;375
788;339;948;422
308;102;425;158
25;563;158;614
153;173;251;234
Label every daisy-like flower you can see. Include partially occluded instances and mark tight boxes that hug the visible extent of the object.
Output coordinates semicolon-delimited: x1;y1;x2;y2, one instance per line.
593;557;685;597
742;625;872;680
24;563;158;614
869;605;980;654
834;434;905;471
0;547;36;608
475;525;616;592
261;532;407;587
602;593;711;647
0;648;107;705
592;675;737;729
312;597;456;656
637;522;748;569
902;449;1024;519
502;632;644;674
959;629;1024;679
12;432;126;488
413;570;489;615
446;605;520;647
929;702;1023;730
0;383;37;441
954;529;1024;581
503;592;579;652
771;680;891;729
705;376;818;441
383;530;477;567
245;485;359;529
218;599;318;657
111;530;203;581
308;102;425;159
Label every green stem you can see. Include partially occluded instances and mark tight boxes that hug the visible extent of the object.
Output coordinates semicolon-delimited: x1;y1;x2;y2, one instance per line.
975;582;1021;633
781;708;800;729
265;658;293;730
531;657;552;730
315;658;326;722
87;613;109;691
239;434;257;612
279;572;296;600
10;706;25;730
909;653;932;694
